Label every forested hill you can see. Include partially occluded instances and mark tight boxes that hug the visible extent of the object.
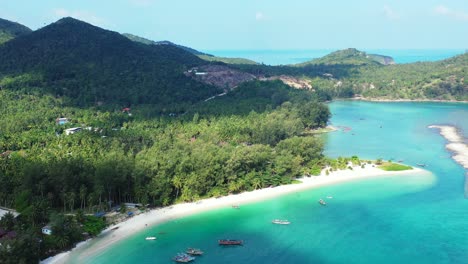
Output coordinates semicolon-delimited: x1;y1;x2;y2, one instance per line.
296;48;395;66
0;17;220;109
0;18;32;44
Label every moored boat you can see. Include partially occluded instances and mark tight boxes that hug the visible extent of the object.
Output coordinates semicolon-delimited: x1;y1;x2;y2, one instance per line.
218;239;243;245
319;199;327;206
272;219;290;225
186;248;204;255
145;236;157;240
173;253;195;263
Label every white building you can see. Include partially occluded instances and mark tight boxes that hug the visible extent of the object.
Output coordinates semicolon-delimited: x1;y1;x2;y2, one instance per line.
42;225;52;235
65;127;82;135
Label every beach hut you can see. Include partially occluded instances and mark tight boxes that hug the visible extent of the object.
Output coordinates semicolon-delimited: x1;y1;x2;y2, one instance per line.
56;118;69;125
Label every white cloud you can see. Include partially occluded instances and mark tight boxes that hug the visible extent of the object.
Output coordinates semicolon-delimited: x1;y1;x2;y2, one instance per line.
129;0;153;7
52;8;108;27
434;5;449;15
434;5;468;21
383;5;399;20
255;12;265;21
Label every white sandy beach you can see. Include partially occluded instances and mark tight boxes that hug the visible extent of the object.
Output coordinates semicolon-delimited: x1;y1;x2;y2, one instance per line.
428;125;468;170
41;164;428;264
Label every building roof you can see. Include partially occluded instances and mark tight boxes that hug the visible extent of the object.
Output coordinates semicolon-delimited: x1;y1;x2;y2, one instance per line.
0;208;19;219
65;127;82;131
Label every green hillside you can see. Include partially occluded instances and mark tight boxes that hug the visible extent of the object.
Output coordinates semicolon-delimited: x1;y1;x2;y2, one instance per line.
355;53;467;99
230;49;467;100
0;17;220;110
0;18;32;44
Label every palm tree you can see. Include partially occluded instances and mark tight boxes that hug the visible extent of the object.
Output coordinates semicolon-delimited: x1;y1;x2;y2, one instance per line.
79;185;87;210
0;211;15;230
54;235;70;250
67;192;76;212
172;175;183;200
252;178;262;190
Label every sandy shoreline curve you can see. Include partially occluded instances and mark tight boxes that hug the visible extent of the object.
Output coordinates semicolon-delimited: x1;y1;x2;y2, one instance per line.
428;125;468;170
41;164;429;264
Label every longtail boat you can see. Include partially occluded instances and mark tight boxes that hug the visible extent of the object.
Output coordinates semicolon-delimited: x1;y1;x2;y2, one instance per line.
186;248;204;255
218;239;243;245
172;253;195;263
272;219;290;225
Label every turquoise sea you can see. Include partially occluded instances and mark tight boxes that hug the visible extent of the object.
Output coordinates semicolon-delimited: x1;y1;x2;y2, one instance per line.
202;49;466;65
69;101;468;264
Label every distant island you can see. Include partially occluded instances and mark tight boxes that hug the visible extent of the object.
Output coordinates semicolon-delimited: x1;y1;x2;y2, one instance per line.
296;48;395;66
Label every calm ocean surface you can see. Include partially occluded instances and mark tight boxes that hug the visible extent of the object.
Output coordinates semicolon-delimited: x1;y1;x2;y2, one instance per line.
70;101;468;264
202;49;466;65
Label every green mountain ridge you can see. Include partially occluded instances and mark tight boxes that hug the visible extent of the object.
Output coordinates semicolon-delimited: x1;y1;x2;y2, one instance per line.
123;33;258;65
0;18;32;44
0;17;220;109
122;33;209;56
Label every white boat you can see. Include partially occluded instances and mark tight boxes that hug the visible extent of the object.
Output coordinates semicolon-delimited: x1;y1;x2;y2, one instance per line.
145;236;157;240
272;219;290;225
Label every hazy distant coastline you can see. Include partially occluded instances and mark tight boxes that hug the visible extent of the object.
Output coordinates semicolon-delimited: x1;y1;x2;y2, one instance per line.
202;49;466;66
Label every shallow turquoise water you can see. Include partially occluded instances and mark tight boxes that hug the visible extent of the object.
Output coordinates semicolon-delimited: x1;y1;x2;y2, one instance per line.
71;101;468;264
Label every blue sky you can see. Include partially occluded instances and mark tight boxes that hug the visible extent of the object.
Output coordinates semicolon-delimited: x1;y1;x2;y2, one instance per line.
0;0;467;50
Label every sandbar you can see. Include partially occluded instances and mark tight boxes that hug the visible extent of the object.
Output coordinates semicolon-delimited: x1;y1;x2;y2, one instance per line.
428;125;468;170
